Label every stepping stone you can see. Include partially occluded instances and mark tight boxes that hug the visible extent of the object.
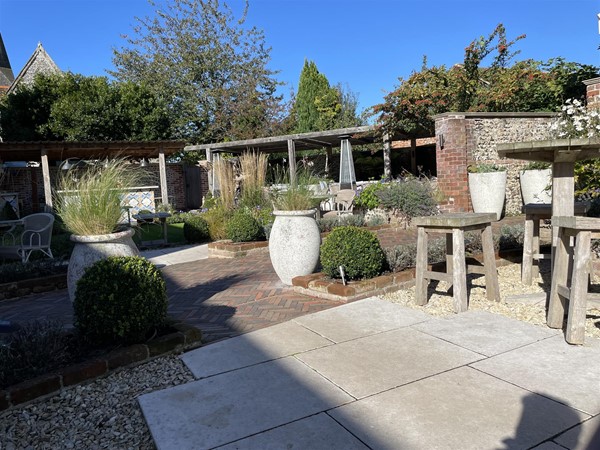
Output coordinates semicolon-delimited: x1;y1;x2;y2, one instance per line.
181;321;333;378
330;366;587;450
413;310;557;356
294;297;431;342
139;357;353;450
296;327;482;399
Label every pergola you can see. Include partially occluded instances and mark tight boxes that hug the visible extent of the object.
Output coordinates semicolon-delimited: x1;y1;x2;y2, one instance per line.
0;140;186;209
184;125;394;190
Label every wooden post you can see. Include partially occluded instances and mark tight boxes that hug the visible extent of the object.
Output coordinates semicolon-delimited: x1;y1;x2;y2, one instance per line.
383;133;392;179
206;148;214;195
410;138;417;175
452;228;468;313
566;229;591;344
415;226;428;305
481;224;500;302
325;147;332;177
41;148;52;211
548;226;570;328
287;139;297;186
158;145;169;206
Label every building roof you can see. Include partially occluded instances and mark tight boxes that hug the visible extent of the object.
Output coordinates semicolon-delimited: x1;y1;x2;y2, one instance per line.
184;125;389;154
7;42;60;94
0;33;15;92
0;140;187;163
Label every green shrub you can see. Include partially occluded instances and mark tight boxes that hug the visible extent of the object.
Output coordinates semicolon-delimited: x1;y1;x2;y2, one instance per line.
467;163;505;173
376;178;438;224
354;183;386;209
320;226;385;280
183;215;210;243
74;256;168;346
318;214;366;233
384;239;446;272
0;320;74;389
202;192;217;209
202;205;234;241
226;210;263;242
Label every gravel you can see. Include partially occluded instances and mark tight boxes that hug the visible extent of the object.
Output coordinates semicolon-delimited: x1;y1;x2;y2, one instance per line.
0;355;194;450
383;261;600;339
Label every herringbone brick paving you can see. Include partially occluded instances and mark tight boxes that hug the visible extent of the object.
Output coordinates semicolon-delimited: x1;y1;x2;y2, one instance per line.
0;216;524;343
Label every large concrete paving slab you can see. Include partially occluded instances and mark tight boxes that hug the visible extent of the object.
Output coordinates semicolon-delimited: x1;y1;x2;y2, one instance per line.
413;310;558;356
217;413;369;449
296;327;483;399
294;297;431;342
330;366;587;450
181;321;333;378
554;414;600;449
472;335;600;415
139;357;353;450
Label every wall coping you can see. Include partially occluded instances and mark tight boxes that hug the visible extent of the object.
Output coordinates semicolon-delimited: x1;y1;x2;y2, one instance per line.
433;111;557;120
583;77;600;86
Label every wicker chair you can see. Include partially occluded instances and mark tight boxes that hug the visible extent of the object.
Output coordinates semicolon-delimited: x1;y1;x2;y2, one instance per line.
0;213;55;263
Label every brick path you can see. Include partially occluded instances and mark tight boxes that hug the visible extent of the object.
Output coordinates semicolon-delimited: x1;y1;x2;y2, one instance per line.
0;216;525;343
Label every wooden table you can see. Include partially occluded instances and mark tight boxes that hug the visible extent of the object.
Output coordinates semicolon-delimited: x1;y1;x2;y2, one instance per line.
133;212;172;246
413;213;500;313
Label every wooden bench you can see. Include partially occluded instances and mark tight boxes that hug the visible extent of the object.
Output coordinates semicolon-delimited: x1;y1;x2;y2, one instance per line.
547;216;600;345
521;203;588;285
413;213;500;313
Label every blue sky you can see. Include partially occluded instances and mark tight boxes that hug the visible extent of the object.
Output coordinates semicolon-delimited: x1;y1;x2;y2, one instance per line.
1;0;599;114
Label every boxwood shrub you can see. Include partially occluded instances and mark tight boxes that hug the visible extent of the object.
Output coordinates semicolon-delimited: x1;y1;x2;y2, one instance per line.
320;226;385;280
226;210;263;242
183;215;210;243
73;256;167;346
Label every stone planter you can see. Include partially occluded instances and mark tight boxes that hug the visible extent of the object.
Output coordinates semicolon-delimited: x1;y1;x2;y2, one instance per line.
468;171;507;220
519;168;552;205
269;209;321;285
68;228;139;302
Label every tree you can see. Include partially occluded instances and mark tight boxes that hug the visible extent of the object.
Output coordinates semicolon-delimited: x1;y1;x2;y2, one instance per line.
0;72;172;141
111;0;283;143
372;24;600;139
294;60;361;133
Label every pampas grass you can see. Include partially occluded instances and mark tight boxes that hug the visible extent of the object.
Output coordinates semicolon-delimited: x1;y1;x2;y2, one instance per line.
239;151;268;207
213;158;236;210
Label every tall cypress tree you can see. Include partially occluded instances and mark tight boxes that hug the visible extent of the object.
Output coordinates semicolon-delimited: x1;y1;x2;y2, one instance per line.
294;60;332;132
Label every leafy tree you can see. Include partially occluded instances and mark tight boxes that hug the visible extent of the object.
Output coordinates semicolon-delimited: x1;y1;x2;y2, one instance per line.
111;0;283;143
372;24;600;139
294;60;361;132
0;72;172;141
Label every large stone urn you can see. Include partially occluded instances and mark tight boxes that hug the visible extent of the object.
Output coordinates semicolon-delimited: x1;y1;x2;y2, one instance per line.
519;168;552;204
269;209;321;285
68;228;139;301
468;171;507;221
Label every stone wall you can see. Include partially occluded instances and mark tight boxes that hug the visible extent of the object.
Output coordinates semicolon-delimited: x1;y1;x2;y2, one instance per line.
434;112;556;216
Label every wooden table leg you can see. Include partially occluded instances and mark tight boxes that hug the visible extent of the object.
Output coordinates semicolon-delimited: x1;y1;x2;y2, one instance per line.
481;223;500;302
548;227;570;328
522;214;534;285
415;226;428;306
452;228;468;313
566;230;591;344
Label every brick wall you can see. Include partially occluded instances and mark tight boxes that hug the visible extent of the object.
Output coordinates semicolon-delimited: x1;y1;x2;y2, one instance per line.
434;112;556;216
585;77;600;109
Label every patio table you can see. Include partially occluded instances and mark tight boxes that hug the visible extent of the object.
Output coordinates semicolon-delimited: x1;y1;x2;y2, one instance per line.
133;212;172;246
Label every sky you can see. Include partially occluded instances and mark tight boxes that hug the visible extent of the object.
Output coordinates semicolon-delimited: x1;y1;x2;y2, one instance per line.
1;0;599;115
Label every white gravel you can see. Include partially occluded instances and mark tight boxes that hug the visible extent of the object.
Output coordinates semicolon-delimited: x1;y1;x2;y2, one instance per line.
383;262;600;339
0;355;194;450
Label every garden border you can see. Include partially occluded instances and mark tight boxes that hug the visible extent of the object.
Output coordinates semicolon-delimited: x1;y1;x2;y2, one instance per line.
0;322;202;413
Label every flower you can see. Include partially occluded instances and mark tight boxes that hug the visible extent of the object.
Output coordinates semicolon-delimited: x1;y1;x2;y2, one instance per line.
550;99;600;139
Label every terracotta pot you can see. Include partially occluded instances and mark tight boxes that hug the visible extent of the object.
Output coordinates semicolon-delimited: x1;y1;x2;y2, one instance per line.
268;209;321;285
68;228;138;302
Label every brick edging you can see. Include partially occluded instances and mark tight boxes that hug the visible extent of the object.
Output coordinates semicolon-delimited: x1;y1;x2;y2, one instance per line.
0;322;202;413
0;273;67;301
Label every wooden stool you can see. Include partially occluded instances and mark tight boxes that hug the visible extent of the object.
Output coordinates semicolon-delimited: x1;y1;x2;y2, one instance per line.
413;213;500;313
522;203;588;285
547;216;600;345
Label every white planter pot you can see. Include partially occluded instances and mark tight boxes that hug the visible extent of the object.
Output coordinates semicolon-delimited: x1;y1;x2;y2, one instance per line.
269;209;321;285
468;171;507;221
68;228;139;302
519;168;552;205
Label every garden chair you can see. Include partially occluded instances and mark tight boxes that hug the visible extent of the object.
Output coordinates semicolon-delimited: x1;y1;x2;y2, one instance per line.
0;213;55;263
334;189;356;215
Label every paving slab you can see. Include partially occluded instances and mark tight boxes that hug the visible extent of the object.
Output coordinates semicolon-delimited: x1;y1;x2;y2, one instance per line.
413;310;558;357
330;366;587;450
530;443;567;450
472;335;600;415
296;327;483;399
181;321;333;378
554;414;600;449
294;297;431;342
138;357;353;450
217;413;369;450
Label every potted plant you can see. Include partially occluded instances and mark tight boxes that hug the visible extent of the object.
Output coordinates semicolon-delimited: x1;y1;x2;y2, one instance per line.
54;159;148;301
468;163;507;220
268;171;322;285
519;161;551;205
